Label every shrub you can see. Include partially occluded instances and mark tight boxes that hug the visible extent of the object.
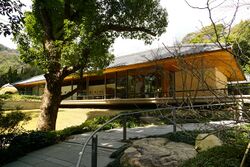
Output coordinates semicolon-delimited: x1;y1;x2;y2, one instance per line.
181;144;249;167
0;111;31;134
0;94;41;101
217;126;250;145
0;94;11;100
57;124;90;140
0;131;58;165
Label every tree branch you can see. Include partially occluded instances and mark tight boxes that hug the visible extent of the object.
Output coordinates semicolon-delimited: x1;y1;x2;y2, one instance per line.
184;0;207;9
94;24;157;37
61;87;79;100
61;47;90;78
39;6;54;40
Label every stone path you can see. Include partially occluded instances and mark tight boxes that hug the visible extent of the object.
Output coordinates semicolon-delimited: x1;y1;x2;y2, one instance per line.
3;121;236;167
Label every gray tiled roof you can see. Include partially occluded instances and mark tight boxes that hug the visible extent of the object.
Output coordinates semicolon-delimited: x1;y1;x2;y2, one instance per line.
13;44;225;85
107;43;224;68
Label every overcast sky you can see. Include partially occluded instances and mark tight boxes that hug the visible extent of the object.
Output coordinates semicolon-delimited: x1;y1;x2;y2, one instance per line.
0;0;249;57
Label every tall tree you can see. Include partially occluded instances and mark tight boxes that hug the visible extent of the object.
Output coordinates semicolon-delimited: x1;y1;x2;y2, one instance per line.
0;0;24;36
15;0;168;131
182;24;226;44
231;20;250;71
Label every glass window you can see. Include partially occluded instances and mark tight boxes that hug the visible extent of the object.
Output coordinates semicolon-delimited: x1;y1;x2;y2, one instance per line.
117;71;127;98
106;73;116;98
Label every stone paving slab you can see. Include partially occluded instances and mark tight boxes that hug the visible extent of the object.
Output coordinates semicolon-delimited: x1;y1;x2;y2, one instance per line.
4;142;115;167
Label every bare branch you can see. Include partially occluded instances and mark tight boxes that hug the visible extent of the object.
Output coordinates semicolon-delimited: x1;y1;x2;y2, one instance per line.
94;24;157;37
225;0;240;41
184;0;207;9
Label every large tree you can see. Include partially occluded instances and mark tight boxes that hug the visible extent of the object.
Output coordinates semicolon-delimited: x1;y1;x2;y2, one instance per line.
15;0;168;131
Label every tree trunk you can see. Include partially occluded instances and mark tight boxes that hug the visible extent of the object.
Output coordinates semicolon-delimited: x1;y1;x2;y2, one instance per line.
37;39;63;131
37;78;62;131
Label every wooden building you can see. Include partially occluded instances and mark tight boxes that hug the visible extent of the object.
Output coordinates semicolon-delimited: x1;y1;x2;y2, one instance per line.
13;44;245;105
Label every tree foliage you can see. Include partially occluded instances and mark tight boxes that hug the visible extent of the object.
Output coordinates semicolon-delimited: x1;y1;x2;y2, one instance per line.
231;20;250;71
182;24;226;44
17;0;167;71
0;0;24;36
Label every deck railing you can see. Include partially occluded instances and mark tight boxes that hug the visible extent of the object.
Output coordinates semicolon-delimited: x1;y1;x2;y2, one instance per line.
71;87;250;100
75;103;235;167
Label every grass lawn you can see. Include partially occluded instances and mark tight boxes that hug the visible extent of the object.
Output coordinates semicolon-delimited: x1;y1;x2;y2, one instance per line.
4;108;123;130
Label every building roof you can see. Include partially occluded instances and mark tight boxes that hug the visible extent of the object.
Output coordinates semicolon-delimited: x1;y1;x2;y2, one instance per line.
13;44;232;86
229;74;250;84
13;74;45;86
107;43;225;68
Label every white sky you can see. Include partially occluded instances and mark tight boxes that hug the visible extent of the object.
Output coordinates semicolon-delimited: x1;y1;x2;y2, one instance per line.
0;0;249;57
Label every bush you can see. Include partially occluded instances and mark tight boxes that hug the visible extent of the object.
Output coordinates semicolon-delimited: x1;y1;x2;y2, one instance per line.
0;111;31;134
57;124;90;140
181;144;249;167
218;126;250;145
161;130;204;145
0;94;41;101
0;131;58;165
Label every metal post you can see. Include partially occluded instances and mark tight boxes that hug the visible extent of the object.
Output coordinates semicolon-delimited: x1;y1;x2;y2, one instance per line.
123;117;127;141
237;101;243;121
91;135;98;167
172;108;176;132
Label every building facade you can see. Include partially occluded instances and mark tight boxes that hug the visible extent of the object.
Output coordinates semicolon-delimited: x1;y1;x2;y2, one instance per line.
14;44;245;104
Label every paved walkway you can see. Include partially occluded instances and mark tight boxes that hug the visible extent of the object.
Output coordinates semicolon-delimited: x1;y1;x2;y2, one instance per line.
3;121;236;167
